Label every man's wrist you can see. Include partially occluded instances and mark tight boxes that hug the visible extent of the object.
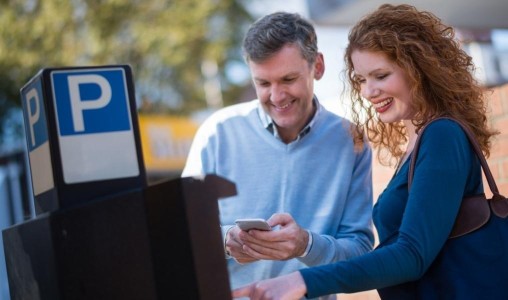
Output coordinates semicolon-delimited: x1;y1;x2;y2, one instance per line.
224;225;234;259
299;230;313;257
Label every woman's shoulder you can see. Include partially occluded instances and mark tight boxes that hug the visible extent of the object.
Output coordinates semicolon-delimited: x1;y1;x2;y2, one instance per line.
419;118;470;153
421;118;467;140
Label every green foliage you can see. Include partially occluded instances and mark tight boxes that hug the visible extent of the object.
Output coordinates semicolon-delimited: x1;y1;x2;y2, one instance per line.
0;0;253;142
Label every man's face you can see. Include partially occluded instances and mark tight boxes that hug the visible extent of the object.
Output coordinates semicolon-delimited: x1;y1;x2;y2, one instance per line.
248;44;324;143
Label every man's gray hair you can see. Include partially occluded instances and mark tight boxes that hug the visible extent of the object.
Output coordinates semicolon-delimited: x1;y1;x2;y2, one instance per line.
242;12;318;65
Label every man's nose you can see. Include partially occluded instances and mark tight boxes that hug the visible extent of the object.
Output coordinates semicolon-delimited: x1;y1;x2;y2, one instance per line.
270;84;286;103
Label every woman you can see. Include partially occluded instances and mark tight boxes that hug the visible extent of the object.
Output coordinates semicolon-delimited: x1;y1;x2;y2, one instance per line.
232;4;506;299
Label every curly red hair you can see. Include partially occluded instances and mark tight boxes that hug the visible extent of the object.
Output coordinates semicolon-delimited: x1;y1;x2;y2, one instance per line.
344;4;497;165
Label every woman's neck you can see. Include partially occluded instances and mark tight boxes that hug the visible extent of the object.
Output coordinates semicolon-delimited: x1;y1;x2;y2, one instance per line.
396;120;418;173
404;120;418;154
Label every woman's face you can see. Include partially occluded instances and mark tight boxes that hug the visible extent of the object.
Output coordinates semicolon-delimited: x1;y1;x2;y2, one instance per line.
351;50;415;123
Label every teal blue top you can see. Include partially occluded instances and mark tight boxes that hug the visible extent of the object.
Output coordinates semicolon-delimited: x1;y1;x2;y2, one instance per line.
302;119;486;297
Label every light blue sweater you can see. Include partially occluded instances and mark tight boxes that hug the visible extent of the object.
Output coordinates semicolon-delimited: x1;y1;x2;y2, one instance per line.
182;99;374;297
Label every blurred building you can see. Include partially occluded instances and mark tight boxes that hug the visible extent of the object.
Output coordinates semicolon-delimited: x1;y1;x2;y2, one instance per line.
306;0;508;87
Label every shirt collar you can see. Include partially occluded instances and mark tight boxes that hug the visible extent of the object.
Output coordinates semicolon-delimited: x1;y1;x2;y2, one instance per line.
258;96;321;141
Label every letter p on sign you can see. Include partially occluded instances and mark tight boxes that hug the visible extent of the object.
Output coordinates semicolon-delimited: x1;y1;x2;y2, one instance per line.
68;74;112;132
25;88;40;147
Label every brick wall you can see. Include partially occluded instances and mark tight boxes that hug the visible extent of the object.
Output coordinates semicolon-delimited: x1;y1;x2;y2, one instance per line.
485;84;508;196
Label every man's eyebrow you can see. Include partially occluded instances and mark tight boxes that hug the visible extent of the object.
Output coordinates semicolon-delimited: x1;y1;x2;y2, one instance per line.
255;72;300;80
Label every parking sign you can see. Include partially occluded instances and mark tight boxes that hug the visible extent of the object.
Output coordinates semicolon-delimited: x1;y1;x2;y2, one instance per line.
51;67;139;184
21;75;55;195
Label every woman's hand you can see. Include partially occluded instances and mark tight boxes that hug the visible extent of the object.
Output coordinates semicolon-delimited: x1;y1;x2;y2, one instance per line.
231;271;307;300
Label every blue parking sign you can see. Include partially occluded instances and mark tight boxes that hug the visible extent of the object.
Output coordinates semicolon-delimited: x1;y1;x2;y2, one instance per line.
51;68;131;135
49;67;139;184
20;75;55;196
21;77;49;151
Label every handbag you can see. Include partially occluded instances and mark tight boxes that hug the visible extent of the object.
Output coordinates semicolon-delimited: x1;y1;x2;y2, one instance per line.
377;117;508;299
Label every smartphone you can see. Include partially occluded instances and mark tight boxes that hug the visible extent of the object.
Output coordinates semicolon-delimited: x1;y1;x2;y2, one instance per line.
235;218;272;231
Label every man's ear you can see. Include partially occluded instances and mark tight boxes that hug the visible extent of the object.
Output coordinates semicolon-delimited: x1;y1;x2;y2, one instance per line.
314;52;325;80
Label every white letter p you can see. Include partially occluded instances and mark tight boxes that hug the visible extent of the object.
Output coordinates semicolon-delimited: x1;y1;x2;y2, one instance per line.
68;74;112;132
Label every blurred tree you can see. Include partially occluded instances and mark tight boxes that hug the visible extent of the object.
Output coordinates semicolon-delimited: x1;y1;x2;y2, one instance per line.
0;0;253;142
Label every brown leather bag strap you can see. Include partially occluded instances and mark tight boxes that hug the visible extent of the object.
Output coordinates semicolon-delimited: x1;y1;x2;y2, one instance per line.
408;117;508;237
408;117;502;199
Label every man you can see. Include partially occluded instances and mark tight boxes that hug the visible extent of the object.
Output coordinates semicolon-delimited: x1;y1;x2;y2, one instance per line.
182;12;374;299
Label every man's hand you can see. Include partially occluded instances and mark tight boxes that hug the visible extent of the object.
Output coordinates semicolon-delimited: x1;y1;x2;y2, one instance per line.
238;213;309;260
225;226;259;264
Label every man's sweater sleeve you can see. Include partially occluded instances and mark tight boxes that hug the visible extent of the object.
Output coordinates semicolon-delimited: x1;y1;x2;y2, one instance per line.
300;140;374;266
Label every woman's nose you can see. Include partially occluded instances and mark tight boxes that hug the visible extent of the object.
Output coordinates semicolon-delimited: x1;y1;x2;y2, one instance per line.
361;82;380;99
